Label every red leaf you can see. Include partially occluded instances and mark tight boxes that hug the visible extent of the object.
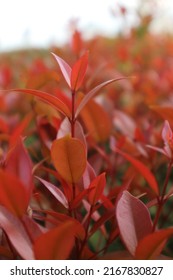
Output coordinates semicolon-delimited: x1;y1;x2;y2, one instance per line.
51;135;87;183
75;77;125;117
11;88;71;117
44;210;85;240
9;113;33;146
34;221;76;260
135;227;173;259
112;146;159;196
88;173;106;205
71;51;88;91
116;191;153;256
0;206;34;259
51;52;72;88
0;170;28;217
36;176;68;208
5;137;33;203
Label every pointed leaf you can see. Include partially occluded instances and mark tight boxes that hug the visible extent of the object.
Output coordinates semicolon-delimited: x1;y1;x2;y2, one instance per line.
9;112;33;146
0;206;34;259
36;176;68;208
34;221;76;260
112;146;159;195
51;135;87;183
71;51;88;91
116;191;153;256
5;138;33;203
75;77;125;117
51;52;72;88
135;228;173;260
88;173;106;205
0;170;28;217
11;88;71;117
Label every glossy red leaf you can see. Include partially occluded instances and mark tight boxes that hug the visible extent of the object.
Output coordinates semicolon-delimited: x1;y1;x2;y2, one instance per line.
5;137;33;203
51;52;72;88
112;146;159;196
34;221;76;260
51;135;87;183
71;51;88;91
0;206;34;259
116;191;153;256
75;77;125;117
36;176;68;208
11;88;71;117
135;227;173;260
88;172;106;205
0;170;28;217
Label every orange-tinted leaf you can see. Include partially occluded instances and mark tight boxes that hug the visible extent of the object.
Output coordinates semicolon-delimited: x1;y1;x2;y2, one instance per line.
71;51;88;91
113;146;159;195
0;206;34;259
51;135;87;183
51;52;72;88
88;173;106;205
75;77;125;117
34;221;76;260
80;99;111;142
116;191;153;256
11;88;71;117
0;170;28;217
5;138;33;203
135;227;173;260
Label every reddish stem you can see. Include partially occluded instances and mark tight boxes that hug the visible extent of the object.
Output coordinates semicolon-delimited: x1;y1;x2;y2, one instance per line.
152;159;173;232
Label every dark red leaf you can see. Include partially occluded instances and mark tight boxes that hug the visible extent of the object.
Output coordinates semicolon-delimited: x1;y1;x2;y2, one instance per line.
0;170;29;217
116;191;153;256
0;206;34;259
5;137;33;204
34;221;76;260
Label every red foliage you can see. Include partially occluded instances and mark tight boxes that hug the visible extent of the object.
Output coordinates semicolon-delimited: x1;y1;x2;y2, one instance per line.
0;10;173;260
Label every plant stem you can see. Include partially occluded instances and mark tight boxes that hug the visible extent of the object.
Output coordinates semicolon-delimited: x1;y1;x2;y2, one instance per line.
78;205;93;258
71;90;76;138
152;159;173;231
